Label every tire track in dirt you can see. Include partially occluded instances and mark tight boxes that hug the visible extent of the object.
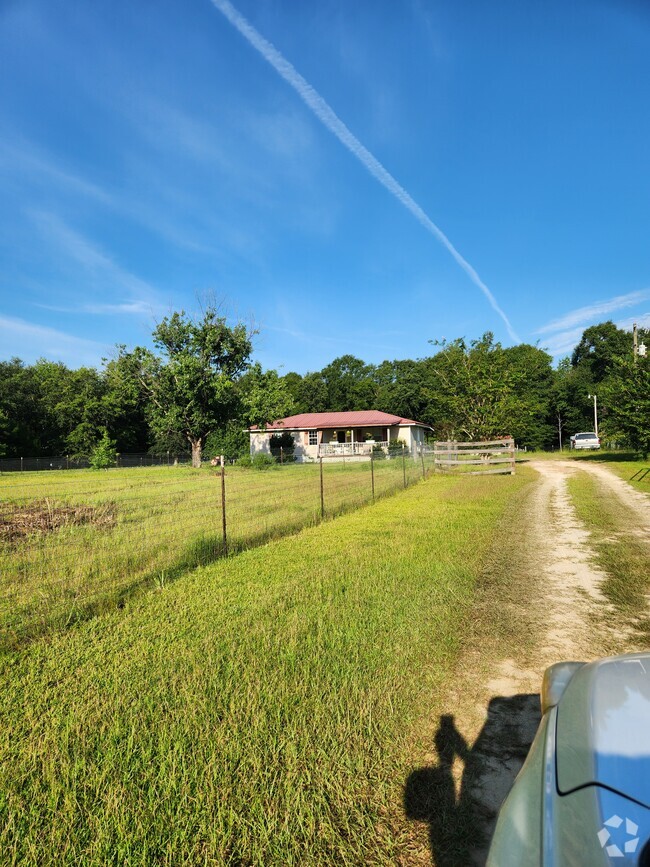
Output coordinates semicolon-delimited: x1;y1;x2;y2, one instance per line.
403;461;647;866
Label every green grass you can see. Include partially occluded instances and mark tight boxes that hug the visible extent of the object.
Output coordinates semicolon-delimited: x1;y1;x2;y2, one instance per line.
567;469;650;641
0;469;532;866
0;456;431;650
571;453;650;495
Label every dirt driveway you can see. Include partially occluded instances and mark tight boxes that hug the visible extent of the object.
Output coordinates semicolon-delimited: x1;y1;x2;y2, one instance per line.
403;460;650;866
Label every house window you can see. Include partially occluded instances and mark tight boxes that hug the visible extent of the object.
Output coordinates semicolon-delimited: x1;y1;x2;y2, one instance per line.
308;431;318;445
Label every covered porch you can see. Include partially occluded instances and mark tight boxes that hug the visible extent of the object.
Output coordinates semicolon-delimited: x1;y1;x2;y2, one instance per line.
317;425;391;457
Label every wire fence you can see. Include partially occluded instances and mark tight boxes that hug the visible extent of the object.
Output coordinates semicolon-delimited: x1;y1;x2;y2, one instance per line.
0;453;193;472
0;447;435;652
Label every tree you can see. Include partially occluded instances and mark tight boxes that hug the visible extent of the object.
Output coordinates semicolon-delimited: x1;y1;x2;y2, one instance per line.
204;420;249;461
0;359;41;456
425;334;538;442
374;359;430;423
239;363;295;429
571;321;631;384
501;344;555;449
602;355;650;456
101;348;151;453
141;309;254;468
320;355;376;411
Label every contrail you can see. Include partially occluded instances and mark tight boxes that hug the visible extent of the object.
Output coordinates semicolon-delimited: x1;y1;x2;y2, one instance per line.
209;0;519;342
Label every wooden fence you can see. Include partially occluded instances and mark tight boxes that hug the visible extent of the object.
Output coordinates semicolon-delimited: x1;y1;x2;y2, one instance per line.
433;438;515;476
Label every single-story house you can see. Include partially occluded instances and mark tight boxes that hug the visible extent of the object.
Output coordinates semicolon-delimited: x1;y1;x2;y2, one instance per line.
249;410;433;462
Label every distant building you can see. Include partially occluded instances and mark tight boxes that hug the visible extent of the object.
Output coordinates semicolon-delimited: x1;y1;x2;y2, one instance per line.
249;410;432;462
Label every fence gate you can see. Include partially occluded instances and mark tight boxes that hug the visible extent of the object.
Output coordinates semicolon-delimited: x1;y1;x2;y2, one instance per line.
433;438;515;476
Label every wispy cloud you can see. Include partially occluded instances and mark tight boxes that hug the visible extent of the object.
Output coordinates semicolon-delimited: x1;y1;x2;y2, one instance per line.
540;311;650;358
0;315;108;367
36;300;157;316
264;323;400;355
29;211;164;313
617;312;650;332
0;132;214;255
536;288;650;335
0;136;113;205
209;0;519;342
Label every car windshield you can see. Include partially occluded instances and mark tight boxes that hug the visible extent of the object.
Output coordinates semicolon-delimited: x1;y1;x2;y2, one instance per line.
576;433;597;439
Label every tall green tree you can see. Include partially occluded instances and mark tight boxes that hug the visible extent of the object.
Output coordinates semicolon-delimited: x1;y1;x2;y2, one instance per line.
425;334;546;444
320;355;376;411
239;363;295;429
571;321;632;384
102;348;151;453
374;359;430;423
139;310;254;467
602;355;650;456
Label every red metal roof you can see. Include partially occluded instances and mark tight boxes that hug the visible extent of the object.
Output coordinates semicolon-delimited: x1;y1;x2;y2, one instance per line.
250;411;431;431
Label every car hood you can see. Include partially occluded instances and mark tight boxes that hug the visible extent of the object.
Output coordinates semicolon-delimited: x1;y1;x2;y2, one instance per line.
556;653;650;808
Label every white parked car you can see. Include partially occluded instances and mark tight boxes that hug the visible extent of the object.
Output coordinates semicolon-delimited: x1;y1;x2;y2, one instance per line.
570;432;601;450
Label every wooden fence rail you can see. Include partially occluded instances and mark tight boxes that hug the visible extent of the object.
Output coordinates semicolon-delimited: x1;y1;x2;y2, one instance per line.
433;438;515;476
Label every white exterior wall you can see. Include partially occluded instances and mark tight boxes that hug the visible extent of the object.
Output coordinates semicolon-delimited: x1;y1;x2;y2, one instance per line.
250;424;430;461
249;430;317;462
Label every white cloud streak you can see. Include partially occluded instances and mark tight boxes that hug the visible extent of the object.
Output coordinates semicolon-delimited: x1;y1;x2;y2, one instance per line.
209;0;519;342
536;288;650;335
264;323;400;355
0;315;108;367
540;312;650;358
29;211;164;314
36;301;156;316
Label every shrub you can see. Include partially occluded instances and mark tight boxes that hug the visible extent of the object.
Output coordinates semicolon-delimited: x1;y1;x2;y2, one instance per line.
387;439;407;456
237;453;276;470
252;453;276;470
89;431;118;470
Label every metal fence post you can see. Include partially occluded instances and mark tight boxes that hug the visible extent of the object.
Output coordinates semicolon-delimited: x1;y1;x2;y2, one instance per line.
21;457;23;472
402;445;407;488
280;446;284;465
420;443;426;478
370;450;375;500
319;456;325;518
220;455;227;553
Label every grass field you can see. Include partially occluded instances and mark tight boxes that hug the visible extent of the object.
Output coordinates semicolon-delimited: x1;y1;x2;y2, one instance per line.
0;455;431;651
0;468;532;865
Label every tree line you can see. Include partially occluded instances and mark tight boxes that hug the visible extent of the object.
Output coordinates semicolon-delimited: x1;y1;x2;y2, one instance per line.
0;312;648;463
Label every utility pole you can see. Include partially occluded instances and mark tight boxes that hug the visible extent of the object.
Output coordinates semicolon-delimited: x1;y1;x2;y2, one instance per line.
588;393;598;437
633;322;647;362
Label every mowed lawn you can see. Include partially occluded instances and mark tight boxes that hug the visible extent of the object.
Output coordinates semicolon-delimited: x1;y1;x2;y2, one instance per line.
0;468;531;865
0;457;428;650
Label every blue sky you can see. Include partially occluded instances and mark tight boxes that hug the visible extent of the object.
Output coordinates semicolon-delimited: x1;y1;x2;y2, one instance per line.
1;0;649;373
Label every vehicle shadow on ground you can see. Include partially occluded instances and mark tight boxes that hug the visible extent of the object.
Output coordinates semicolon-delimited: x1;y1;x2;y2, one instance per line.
404;693;541;866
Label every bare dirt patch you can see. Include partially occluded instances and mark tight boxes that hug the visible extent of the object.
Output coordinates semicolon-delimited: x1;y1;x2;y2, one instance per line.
0;500;116;543
403;461;644;866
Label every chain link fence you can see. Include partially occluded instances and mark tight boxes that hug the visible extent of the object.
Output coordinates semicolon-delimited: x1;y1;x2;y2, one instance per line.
0;447;435;651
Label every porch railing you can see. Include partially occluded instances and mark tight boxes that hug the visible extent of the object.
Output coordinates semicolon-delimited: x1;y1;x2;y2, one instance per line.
318;441;389;456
